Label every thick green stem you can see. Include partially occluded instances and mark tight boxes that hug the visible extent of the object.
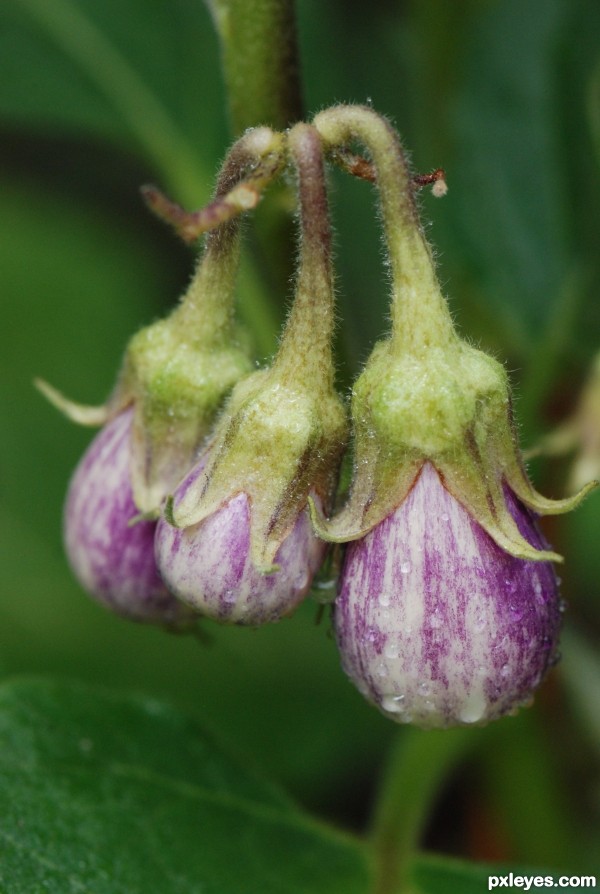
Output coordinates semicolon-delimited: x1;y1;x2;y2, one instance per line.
370;727;475;894
314;105;455;353
273;124;336;387
207;0;303;134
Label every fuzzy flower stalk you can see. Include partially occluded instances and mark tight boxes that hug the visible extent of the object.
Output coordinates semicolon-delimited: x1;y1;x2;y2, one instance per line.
155;123;347;625
38;127;284;624
312;105;595;727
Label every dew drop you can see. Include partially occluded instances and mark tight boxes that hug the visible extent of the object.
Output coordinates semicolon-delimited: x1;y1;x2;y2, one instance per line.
381;694;405;714
440;513;449;522
500;663;511;678
375;661;387;678
509;602;524;621
559;598;568;614
379;591;391;608
458;690;486;724
384;641;399;659
400;561;411;575
417;681;431;696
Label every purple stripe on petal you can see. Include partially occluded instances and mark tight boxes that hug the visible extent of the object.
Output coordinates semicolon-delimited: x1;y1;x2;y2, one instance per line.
335;463;560;728
155;467;326;625
64;409;190;625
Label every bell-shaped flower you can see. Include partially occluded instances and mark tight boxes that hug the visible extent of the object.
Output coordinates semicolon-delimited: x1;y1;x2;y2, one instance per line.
312;105;595;724
155;123;347;624
336;463;562;727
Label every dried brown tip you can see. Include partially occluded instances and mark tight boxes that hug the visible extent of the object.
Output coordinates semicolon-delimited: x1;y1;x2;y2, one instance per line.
413;168;448;197
331;151;447;197
141;183;262;245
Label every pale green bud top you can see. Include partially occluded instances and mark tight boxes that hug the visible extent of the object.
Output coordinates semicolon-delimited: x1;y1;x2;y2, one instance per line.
310;105;594;561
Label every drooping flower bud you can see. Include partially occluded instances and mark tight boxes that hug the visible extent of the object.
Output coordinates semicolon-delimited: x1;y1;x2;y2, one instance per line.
155;123;348;624
336;463;561;727
311;104;595;724
39;127;284;623
64;408;193;626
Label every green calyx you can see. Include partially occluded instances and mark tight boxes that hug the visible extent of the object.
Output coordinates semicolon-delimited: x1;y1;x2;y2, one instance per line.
310;104;595;562
168;123;348;569
121;316;252;514
171;367;346;569
314;334;594;562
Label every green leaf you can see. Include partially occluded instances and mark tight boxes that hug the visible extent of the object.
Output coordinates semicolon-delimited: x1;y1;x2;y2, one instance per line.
450;0;571;335
0;0;228;201
0;678;370;894
561;626;600;750
422;0;599;370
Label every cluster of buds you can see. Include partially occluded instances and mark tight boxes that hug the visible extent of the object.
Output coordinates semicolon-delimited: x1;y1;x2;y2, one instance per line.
40;105;595;727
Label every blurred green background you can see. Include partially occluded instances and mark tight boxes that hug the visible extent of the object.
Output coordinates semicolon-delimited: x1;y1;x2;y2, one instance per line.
1;0;600;873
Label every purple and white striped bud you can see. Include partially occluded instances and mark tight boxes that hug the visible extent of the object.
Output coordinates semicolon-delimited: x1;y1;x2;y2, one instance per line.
156;457;326;624
335;463;561;728
64;409;191;625
155;123;347;626
311;105;595;726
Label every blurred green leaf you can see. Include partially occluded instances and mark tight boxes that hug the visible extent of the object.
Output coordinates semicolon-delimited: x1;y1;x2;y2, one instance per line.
0;0;227;201
435;0;599;366
0;678;370;893
478;709;583;871
561;627;600;749
450;0;570;337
